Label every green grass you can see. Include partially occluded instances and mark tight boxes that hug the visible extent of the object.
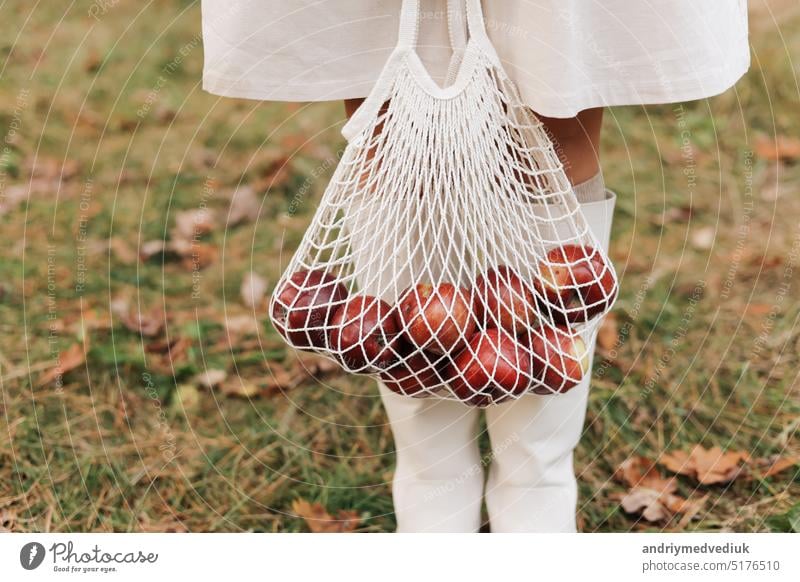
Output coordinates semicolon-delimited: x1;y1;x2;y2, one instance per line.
0;0;798;532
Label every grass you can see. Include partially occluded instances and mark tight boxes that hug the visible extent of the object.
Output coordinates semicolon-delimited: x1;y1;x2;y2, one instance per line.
0;0;798;532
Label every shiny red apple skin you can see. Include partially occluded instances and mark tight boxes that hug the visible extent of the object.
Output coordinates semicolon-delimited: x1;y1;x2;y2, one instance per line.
582;256;617;316
527;325;589;394
447;328;532;406
380;353;445;397
328;295;401;370
476;265;537;334
271;269;348;348
397;283;479;355
534;245;616;323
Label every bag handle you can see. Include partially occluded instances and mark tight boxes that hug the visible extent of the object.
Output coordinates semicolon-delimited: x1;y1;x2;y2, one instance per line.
445;0;467;84
342;0;491;141
464;0;490;45
447;0;467;54
396;0;420;50
397;0;489;52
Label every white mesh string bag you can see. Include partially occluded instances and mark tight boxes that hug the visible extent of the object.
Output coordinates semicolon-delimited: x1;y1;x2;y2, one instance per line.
269;0;618;407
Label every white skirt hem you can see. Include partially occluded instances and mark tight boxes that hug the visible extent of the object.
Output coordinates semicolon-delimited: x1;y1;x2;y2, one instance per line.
202;51;749;118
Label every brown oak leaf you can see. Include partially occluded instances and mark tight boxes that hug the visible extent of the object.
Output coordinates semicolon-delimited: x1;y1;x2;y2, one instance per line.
620;487;671;522
616;456;677;492
659;445;750;485
615;456;699;523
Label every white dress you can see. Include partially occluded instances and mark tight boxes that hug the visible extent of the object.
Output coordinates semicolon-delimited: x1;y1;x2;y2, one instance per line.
201;0;749;118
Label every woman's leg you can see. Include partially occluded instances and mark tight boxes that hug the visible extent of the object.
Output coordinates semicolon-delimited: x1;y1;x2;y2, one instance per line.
378;387;484;532
484;109;614;531
538;108;604;188
344;98;364;119
483;189;615;531
344;98;484;532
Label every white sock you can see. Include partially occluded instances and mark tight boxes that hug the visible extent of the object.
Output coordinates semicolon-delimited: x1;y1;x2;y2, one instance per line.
572;171;605;203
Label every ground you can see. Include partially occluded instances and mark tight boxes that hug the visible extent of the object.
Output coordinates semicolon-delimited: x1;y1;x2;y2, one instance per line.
0;0;798;532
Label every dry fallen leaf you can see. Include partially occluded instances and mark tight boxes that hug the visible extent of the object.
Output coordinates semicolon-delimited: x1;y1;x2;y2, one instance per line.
258;353;342;395
754;134;800;162
618;486;699;523
241;272;268;309
616;456;677;492
194;369;227;389
659;445;751;485
138;238;218;270
620;488;670;522
145;336;191;374
615;456;699;523
173;209;217;241
154;105;176;125
295;352;341;377
38;342;86;387
112;300;165;337
204;351;343;400
744;303;773;317
224;314;261;338
226;186;261;227
262;365;300;393
291;499;360;533
254;155;292;192
750;455;799;479
219;379;261;399
178;242;218;271
597;313;618;351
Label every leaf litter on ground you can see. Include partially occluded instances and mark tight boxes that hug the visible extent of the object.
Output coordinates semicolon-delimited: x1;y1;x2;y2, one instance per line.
291;498;361;533
615;456;702;523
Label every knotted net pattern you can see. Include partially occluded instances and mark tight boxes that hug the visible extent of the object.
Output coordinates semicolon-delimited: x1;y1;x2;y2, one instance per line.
270;1;618;407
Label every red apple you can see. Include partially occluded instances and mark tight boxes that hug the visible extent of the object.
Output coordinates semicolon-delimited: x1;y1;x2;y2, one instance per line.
527;325;589;394
380;353;445;397
328;295;401;370
397;283;479;355
476;265;537;334
271;269;348;348
582;256;617;314
447;328;532;406
534;245;616;323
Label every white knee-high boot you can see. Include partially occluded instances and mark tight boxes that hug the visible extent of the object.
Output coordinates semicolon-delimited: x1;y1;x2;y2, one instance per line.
379;386;484;532
346;195;485;532
484;189;617;532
